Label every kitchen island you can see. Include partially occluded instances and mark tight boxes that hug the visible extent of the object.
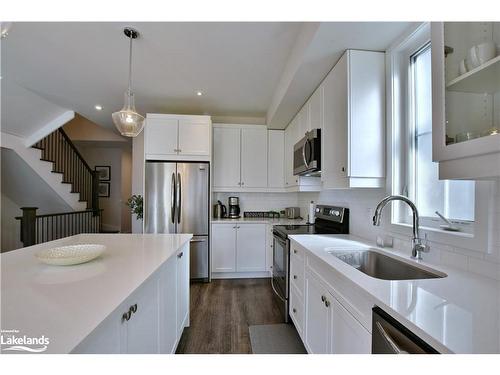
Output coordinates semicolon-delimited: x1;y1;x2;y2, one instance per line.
0;233;192;354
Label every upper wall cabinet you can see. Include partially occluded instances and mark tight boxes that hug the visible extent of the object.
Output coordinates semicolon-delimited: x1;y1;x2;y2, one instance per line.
322;50;386;189
213;124;268;191
145;114;211;161
268;130;285;188
432;22;500;179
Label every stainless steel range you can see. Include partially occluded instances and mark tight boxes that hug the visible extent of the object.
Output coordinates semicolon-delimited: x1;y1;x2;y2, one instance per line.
271;205;349;323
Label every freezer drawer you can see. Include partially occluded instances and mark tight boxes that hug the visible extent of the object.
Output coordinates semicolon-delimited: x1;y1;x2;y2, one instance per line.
190;235;209;280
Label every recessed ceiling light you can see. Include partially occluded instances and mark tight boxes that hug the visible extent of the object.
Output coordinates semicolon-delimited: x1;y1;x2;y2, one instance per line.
196;91;203;96
95;105;103;111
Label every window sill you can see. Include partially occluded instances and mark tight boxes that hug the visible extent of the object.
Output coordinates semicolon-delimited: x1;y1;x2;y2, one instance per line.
393;221;474;239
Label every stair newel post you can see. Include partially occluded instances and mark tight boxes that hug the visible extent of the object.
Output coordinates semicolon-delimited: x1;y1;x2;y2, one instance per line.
92;170;100;216
20;207;38;247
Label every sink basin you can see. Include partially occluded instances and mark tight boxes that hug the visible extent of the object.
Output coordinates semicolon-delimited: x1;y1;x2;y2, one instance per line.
330;250;446;280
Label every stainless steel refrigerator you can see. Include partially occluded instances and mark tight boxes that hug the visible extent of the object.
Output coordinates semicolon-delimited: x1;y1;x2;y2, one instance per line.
144;161;210;281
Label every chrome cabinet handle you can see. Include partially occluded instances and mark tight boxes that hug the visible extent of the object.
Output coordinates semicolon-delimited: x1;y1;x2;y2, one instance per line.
177;251;184;258
324;300;330;307
293;249;298;254
241;182;244;186
321;295;326;302
292;308;297;314
122;310;131;322
131;304;137;313
293;275;298;280
375;321;406;354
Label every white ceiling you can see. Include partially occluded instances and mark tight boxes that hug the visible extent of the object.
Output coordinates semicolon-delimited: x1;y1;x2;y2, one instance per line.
2;22;301;131
2;22;413;134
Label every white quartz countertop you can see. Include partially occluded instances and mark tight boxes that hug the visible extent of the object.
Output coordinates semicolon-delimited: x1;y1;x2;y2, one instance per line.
288;234;500;354
212;217;307;225
0;233;192;354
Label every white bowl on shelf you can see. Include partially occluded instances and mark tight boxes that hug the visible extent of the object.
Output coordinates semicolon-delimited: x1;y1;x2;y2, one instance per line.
35;244;106;266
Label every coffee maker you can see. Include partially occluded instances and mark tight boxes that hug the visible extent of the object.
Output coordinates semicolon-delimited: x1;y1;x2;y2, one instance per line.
228;196;241;218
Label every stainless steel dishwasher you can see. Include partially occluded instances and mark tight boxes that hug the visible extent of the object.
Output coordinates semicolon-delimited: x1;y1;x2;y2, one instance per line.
372;306;439;354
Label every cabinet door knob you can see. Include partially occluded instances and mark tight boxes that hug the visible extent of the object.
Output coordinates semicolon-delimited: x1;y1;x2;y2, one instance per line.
293;249;297;254
241;182;244;186
292;308;297;314
321;295;326;302
177;251;183;258
325;300;330;308
131;304;138;314
293;275;298;280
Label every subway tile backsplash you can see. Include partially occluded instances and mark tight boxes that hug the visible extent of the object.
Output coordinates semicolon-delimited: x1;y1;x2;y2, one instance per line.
215;178;500;280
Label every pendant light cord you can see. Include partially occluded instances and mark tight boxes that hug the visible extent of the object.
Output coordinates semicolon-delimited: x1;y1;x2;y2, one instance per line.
128;33;133;95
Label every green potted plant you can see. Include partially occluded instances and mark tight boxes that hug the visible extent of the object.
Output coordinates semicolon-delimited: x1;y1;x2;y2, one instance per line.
126;194;143;220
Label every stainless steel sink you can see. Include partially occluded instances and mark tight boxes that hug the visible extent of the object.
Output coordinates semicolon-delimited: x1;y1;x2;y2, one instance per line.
330;250;446;280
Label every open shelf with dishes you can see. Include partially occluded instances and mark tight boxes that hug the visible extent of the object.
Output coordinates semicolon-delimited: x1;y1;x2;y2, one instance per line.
446;55;500;94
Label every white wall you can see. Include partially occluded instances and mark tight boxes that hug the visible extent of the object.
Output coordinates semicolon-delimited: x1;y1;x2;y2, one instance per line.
1;194;22;252
77;145;130;232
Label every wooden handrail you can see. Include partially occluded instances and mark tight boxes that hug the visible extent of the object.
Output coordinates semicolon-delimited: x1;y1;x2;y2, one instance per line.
57;128;93;173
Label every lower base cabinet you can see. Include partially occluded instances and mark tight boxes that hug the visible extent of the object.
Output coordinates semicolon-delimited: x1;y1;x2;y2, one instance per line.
211;223;267;277
303;271;371;354
73;244;190;354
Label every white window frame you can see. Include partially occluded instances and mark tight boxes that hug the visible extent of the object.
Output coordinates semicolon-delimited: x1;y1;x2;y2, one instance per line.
386;22;493;254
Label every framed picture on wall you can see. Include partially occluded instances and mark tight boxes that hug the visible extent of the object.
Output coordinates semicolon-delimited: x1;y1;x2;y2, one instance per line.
95;166;111;181
98;182;110;198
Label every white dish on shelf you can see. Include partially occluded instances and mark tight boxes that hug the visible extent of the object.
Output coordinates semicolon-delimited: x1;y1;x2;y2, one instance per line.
35;244;106;266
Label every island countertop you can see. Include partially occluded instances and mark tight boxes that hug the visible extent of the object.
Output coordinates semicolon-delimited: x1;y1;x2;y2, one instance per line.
0;233;192;354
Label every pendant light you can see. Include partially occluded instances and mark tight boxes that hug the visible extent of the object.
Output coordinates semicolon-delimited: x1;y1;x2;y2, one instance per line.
112;27;145;137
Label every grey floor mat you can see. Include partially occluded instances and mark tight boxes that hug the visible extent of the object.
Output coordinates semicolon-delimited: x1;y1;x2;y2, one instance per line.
249;324;307;354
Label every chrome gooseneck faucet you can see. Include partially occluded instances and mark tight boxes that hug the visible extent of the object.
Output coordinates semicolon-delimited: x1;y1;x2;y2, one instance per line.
372;195;429;260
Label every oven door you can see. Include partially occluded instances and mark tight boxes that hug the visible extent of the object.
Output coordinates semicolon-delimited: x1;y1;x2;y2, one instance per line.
272;232;289;322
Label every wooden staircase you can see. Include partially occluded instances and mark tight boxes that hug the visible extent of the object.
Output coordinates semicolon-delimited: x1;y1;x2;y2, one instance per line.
31;128;99;211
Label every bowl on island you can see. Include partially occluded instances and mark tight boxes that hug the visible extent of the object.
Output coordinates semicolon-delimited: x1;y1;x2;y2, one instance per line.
35;244;106;266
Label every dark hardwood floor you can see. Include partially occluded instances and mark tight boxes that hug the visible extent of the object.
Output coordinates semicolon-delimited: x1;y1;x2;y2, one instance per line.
176;278;284;354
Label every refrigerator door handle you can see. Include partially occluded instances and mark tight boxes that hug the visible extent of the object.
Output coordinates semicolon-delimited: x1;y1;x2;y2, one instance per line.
171;172;176;223
176;172;182;224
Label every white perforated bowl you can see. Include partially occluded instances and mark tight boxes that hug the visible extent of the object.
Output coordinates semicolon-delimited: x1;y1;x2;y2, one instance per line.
35;244;106;266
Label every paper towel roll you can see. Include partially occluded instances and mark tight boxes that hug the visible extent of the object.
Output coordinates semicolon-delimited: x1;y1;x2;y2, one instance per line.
308;201;316;224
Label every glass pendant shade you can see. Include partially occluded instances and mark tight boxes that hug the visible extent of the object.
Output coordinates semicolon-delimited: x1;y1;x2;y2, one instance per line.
112;90;145;137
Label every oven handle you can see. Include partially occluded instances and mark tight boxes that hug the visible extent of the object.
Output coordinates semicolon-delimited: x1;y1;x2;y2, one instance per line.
271;277;286;302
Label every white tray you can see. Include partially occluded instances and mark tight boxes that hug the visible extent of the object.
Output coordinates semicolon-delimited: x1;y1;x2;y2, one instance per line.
35;244;106;266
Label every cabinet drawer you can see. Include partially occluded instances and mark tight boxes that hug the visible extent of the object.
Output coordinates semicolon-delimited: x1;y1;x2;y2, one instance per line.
290;256;305;296
289;285;305;337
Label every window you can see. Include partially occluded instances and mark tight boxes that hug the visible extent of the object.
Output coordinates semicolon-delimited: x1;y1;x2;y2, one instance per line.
392;29;475;232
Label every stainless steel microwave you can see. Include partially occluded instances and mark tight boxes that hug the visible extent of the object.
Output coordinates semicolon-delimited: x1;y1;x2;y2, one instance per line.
293;129;321;176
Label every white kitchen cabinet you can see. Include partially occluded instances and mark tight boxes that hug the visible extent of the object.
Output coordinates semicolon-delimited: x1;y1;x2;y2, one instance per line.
159;255;177;354
431;22;500;179
211;223;267;277
213;126;241;189
236;223;266;272
284;116;299;187
211;223;237;272
213;124;268;190
322;49;385;189
178;118;211;156
145;114;211;161
289;286;305;338
304;272;331;354
330;298;371;354
240;128;268;188
267;130;285;188
297;101;310;136
73;243;190;354
309;85;323;131
176;246;190;336
124;273;160;354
